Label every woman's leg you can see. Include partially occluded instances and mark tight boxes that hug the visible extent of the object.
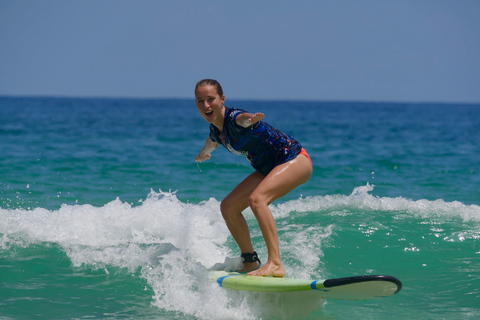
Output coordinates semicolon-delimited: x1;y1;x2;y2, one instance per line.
247;154;313;277
220;170;265;271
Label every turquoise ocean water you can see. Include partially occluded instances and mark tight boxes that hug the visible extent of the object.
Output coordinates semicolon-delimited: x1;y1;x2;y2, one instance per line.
1;97;479;319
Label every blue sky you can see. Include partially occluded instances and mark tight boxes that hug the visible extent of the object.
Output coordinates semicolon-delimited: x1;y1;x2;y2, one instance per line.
1;0;479;103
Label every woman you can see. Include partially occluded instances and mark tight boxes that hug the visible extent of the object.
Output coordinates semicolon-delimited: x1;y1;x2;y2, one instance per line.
194;79;313;277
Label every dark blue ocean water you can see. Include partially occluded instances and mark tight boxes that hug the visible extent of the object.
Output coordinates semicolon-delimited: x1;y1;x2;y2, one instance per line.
1;97;479;319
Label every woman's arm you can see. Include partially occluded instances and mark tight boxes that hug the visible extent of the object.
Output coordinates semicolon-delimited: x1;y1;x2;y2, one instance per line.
195;137;219;162
235;112;265;128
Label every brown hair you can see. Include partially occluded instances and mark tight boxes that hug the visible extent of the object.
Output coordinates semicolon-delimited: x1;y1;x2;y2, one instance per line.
194;79;224;97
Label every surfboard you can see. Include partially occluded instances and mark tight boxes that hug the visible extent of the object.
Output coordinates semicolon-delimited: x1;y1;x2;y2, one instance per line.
210;271;402;300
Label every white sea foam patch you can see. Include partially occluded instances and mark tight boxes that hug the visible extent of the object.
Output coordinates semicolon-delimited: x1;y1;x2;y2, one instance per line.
4;186;476;319
281;224;332;279
0;191;230;265
271;184;480;251
272;183;480;224
0;190;328;320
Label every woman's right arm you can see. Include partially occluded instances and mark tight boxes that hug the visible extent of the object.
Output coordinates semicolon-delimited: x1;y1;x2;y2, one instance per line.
195;138;219;162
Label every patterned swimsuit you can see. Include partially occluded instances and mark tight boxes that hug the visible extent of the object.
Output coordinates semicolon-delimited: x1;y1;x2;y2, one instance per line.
209;107;302;175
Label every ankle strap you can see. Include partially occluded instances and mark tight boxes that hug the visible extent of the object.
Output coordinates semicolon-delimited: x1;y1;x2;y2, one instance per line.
241;251;261;264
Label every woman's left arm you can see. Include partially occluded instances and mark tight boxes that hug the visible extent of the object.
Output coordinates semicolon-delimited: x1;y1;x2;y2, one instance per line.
235;112;265;128
195;137;219;162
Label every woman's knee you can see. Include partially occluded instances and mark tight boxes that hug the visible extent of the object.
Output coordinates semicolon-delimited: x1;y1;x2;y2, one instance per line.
247;193;266;213
220;197;242;221
220;199;231;219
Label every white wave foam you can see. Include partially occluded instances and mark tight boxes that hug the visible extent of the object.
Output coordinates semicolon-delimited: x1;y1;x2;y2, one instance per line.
272;183;480;223
1;190;230;266
0;189;327;319
1;185;479;319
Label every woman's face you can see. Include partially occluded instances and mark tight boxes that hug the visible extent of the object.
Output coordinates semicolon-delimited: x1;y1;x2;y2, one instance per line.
195;85;225;127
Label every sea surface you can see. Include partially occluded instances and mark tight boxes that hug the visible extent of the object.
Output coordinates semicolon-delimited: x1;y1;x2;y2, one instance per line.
1;97;479;319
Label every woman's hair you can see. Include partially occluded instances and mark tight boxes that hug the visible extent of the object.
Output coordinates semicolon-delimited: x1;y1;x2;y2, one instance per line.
195;79;224;96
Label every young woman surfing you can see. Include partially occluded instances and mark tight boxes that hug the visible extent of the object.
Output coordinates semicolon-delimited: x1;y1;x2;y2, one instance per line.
194;79;313;277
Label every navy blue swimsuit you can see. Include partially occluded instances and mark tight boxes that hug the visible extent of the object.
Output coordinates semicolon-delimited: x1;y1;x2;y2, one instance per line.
209;107;302;175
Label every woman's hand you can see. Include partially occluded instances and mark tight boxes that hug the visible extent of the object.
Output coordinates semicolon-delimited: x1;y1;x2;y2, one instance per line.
195;138;219;162
236;112;265;128
248;113;265;125
195;152;211;162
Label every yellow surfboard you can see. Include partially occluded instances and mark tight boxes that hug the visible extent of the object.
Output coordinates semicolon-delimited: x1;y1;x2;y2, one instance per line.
210;271;402;300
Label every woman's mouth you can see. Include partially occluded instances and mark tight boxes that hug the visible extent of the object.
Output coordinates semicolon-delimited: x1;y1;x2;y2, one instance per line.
205;110;213;117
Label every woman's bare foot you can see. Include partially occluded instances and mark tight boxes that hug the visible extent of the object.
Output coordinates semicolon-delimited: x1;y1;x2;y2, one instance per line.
247;260;286;277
